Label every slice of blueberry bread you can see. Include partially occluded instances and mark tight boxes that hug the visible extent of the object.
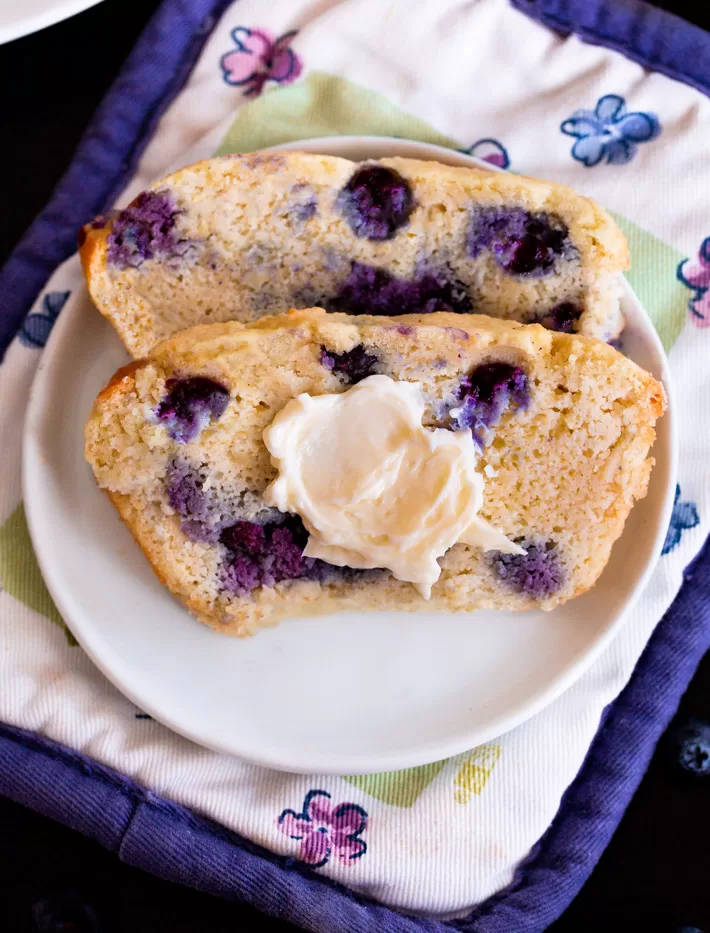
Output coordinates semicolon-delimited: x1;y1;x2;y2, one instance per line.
79;153;629;358
84;309;663;637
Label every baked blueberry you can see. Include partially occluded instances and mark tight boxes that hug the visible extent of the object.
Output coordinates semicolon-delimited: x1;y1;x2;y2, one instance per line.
107;190;186;268
320;344;380;383
222;515;314;594
337;166;414;240
539;302;583;333
450;362;529;445
467;207;570;276
487;540;564;598
330;261;472;316
156;377;230;443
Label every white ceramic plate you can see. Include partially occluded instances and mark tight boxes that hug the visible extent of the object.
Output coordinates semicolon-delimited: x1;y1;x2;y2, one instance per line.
0;0;103;45
23;138;677;774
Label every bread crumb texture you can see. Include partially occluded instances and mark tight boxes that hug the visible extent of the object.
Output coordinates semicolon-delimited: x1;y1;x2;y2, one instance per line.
84;309;664;636
80;153;629;358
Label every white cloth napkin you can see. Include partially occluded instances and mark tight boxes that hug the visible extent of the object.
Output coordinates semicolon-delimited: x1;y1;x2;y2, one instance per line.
1;0;708;918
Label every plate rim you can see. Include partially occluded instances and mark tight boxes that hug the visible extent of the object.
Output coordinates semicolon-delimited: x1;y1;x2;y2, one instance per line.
0;0;105;46
22;136;679;773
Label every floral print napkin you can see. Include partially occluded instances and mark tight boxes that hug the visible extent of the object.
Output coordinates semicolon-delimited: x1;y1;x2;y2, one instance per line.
1;0;708;922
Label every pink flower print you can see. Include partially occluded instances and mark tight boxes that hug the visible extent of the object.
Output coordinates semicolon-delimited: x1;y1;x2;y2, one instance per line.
277;789;368;868
463;138;510;170
677;236;710;327
220;27;302;97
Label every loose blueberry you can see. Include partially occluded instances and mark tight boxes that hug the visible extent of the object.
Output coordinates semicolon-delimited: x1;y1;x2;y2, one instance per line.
156;376;230;444
467;207;570;276
107;189;187;268
32;891;99;933
487;540;564;598
450;362;529;445
320;344;380;383
337;166;414;240
669;718;710;778
330;261;472;316
538;302;582;333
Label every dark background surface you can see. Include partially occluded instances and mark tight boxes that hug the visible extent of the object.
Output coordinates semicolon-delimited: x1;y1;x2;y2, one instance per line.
0;1;709;930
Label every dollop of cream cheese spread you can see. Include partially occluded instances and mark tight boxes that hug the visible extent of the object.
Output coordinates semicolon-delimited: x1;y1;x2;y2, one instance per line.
263;375;523;598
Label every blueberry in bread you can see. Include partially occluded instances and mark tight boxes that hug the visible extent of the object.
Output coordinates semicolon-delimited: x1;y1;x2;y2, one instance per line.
84;309;664;636
79;153;629;358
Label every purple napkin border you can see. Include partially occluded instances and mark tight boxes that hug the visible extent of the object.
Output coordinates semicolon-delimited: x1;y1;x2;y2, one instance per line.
512;0;710;98
1;0;709;930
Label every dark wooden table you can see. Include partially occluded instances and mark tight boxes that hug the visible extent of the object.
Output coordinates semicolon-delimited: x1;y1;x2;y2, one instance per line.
1;2;708;930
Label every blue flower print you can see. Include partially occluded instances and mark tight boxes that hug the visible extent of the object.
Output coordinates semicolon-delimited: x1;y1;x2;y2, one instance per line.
561;95;660;167
19;290;70;348
662;485;699;555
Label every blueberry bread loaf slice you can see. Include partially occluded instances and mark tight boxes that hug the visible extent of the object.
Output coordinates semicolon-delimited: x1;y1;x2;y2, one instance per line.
84;309;663;637
79;153;629;358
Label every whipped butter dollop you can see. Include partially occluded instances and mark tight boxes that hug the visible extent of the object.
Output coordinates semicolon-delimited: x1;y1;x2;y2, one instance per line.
262;375;523;598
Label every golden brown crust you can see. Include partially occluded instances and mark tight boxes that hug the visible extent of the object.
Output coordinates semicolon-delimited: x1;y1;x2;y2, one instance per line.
106;490;168;588
78;226;101;276
97;360;147;401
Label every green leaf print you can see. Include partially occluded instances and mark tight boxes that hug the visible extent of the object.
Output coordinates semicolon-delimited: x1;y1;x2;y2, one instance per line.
0;503;76;646
610;212;688;351
217;71;459;156
344;759;448;808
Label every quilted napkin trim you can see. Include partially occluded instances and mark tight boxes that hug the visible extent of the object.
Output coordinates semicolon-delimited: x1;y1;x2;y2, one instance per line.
1;0;709;930
513;0;710;99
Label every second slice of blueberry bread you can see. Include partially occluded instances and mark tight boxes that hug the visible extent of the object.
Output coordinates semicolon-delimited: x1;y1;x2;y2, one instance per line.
84;309;664;636
79;153;629;358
